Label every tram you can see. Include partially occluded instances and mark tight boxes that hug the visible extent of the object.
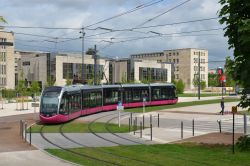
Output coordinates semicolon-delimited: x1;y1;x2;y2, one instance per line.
40;83;178;124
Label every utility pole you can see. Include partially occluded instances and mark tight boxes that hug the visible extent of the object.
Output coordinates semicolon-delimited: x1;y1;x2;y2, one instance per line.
80;27;85;84
94;45;97;85
198;53;201;100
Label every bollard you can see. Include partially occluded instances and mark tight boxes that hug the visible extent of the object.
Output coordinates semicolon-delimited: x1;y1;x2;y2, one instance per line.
158;113;159;128
181;121;183;139
150;123;152;141
143;115;145;130
243;114;247;135
133;119;136;135
140;122;142;138
135;117;137;131
20;120;23;137
130;113;132;126
129;118;131;132
29;126;31;146
192;119;194;136
150;114;152;125
24;123;27;142
218;120;222;133
22;121;25;140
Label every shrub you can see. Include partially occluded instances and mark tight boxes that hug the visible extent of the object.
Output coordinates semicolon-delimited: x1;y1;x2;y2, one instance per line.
236;135;250;151
175;79;185;94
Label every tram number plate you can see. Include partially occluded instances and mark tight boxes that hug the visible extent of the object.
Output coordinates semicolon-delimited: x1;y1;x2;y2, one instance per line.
32;103;39;107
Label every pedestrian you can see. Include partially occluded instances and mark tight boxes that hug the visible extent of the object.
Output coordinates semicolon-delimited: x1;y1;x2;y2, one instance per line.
220;98;225;115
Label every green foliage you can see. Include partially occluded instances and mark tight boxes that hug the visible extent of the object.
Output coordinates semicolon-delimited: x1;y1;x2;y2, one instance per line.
16;80;27;96
208;73;219;87
1;89;16;100
86;48;97;55
224;56;236;87
236;135;250;151
193;77;206;90
219;0;250;108
174;79;185;94
46;75;55;87
30;81;40;95
65;78;72;86
0;16;7;23
238;89;250;110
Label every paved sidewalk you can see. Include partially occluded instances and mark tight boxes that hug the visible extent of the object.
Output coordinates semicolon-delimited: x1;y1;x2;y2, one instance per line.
0;102;39;117
0;150;74;166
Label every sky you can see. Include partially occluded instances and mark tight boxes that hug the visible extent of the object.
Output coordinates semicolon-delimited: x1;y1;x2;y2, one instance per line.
0;0;232;69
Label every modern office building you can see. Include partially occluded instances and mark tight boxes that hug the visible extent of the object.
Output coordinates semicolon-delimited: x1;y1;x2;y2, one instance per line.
0;31;15;89
15;51;110;88
131;48;208;89
110;58;172;84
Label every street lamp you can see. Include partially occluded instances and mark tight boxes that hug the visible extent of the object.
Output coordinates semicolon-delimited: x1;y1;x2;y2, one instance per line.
80;28;85;84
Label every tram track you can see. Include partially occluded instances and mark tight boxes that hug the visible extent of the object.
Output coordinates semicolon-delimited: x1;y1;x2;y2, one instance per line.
104;113;147;145
86;111;161;166
59;120;157;166
38;111;225;166
39;125;122;166
85;112;222;166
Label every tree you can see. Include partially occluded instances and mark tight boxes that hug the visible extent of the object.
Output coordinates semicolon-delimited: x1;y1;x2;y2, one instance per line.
0;16;7;23
46;75;55;87
219;0;250;109
30;81;41;97
208;73;219;87
86;48;97;55
174;79;185;94
224;56;236;87
193;77;206;90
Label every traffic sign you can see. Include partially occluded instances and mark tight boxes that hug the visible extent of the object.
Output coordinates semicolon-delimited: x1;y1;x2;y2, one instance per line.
232;106;237;113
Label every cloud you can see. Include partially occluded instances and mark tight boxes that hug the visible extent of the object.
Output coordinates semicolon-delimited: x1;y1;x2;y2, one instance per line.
1;0;231;69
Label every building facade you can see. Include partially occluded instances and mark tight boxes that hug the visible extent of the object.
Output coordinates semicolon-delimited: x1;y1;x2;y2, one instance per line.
131;48;208;89
15;51;110;88
0;31;15;89
110;58;172;84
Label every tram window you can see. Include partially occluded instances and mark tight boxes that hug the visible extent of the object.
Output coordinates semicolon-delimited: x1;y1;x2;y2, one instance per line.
83;92;89;109
123;90;132;103
103;89;119;105
132;89;141;102
59;94;69;115
96;92;102;106
152;88;161;100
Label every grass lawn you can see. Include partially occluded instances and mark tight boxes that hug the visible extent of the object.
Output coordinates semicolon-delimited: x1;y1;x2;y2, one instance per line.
178;93;228;97
29;121;131;133
239;110;250;115
46;143;250;166
125;98;239;113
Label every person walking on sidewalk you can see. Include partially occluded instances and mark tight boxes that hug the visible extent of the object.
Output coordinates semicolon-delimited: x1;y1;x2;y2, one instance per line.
220;98;225;115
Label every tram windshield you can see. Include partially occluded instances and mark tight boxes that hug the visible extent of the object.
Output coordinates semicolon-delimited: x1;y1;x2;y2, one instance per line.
41;91;60;115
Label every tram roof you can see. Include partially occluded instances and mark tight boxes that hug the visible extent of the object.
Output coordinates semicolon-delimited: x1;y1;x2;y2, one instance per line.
121;84;149;88
102;84;122;88
149;83;175;87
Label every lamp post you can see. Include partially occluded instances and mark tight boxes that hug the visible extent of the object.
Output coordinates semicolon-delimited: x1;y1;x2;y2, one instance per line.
80;28;85;84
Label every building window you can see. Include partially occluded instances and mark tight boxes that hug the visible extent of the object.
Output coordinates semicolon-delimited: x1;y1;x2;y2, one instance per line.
169;53;171;56
177;52;179;56
169;59;171;62
176;59;179;64
22;61;30;66
173;59;176;63
176;66;179;71
139;67;168;82
63;63;73;79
